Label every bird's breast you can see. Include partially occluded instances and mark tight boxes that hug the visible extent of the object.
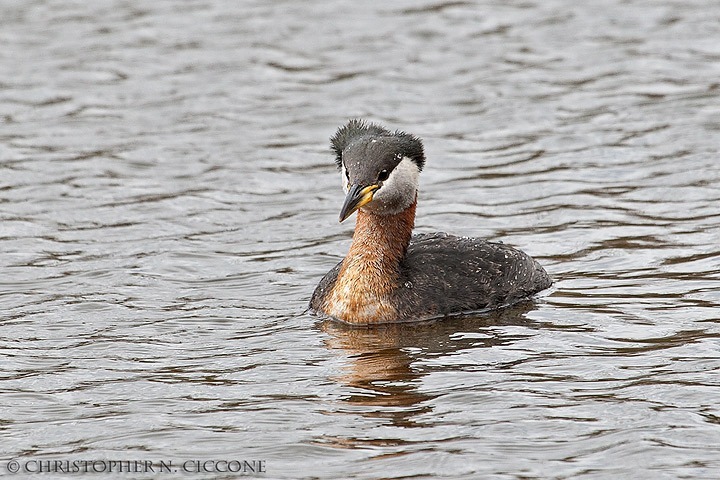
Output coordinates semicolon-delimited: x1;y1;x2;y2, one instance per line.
321;251;400;324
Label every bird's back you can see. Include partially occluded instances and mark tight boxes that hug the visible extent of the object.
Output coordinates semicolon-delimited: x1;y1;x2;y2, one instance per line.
391;233;551;321
311;232;551;323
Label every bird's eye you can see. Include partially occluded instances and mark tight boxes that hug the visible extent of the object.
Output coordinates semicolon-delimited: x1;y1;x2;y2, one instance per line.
378;169;390;182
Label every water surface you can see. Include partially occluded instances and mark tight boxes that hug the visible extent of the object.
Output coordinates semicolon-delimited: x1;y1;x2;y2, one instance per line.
2;0;720;478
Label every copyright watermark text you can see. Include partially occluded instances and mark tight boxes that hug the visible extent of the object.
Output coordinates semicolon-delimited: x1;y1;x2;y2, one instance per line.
4;459;266;475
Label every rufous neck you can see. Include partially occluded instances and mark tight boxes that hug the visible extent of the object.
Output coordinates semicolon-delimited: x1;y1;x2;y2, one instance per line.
347;198;416;269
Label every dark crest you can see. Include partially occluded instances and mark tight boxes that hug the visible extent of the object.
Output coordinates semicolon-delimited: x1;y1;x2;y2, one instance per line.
330;119;425;171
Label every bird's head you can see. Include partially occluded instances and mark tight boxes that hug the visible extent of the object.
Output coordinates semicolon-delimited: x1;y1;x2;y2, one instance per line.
330;119;425;222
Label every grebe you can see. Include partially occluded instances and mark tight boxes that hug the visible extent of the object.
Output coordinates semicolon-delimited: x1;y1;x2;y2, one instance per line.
310;120;551;325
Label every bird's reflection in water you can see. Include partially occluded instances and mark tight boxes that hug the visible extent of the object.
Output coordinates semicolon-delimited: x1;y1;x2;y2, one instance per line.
315;302;539;449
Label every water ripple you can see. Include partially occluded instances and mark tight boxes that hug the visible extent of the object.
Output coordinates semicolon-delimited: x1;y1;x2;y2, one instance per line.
2;0;720;478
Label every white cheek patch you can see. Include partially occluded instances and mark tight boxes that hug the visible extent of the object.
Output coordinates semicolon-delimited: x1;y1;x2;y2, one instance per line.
341;163;349;194
372;157;420;213
388;156;420;190
379;156;419;197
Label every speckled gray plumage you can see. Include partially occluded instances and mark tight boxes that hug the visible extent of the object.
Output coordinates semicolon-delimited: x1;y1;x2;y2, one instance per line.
310;232;551;323
331;119;425;175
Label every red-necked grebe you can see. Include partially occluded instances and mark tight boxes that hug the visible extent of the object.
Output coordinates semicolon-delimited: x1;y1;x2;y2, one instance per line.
310;120;551;324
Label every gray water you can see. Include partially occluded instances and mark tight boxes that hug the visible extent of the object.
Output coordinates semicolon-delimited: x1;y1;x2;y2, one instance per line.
2;0;720;478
